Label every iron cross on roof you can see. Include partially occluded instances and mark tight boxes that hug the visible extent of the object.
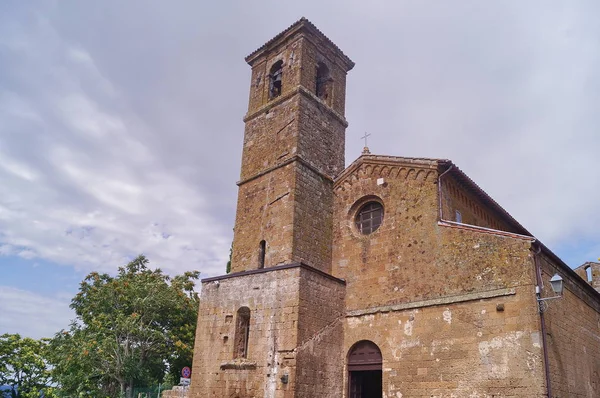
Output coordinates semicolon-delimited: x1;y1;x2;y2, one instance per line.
360;132;371;147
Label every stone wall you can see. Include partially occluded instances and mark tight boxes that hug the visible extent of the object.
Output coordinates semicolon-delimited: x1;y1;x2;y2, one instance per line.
333;156;547;396
343;284;545;397
190;267;303;398
240;95;300;182
333;158;440;311
291;161;335;273
189;264;345;398
232;164;296;272
538;253;600;397
295;83;346;178
233;23;350;275
245;24;352;118
295;33;350;117
334;158;537;308
245;37;303;116
161;386;189;398
295;267;346;398
440;172;517;232
574;261;600;292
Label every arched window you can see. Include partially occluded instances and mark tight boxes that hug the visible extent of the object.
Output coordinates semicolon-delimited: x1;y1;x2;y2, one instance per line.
269;61;283;99
234;307;250;359
315;62;331;101
347;340;382;398
258;240;266;269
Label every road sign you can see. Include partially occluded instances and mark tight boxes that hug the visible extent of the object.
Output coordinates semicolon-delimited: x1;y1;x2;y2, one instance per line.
180;377;191;386
181;366;191;378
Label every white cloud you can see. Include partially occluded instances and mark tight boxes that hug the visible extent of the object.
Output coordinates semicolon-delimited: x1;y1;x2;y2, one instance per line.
0;0;599;341
0;286;73;339
0;7;231;277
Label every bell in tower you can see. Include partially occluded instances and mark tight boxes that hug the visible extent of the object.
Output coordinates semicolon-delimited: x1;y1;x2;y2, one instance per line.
268;60;283;99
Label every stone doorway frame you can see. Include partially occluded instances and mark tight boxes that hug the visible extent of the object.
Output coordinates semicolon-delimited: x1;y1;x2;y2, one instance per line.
347;340;383;398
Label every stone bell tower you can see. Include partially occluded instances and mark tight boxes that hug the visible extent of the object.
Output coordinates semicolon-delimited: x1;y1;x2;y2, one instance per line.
231;17;355;273
191;19;352;398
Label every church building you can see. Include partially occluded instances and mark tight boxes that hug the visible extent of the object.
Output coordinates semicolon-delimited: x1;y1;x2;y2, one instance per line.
190;18;600;397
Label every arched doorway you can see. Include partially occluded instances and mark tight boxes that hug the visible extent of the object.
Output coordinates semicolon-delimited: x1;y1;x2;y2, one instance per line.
347;340;382;398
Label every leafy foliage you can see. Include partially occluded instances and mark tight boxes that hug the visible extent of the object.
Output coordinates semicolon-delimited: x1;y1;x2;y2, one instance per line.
226;243;232;274
0;333;57;398
47;255;199;398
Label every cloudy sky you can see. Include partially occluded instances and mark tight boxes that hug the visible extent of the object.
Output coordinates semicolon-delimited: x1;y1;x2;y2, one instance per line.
1;1;598;339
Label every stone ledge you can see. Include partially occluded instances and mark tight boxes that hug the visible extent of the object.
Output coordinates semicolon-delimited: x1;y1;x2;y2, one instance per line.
202;262;346;285
346;287;517;317
243;85;348;127
438;220;535;241
237;155;334;187
220;360;258;370
161;386;189;398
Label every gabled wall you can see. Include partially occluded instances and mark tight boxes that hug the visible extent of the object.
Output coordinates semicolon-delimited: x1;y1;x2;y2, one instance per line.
333;159;439;310
333;157;546;397
332;159;536;310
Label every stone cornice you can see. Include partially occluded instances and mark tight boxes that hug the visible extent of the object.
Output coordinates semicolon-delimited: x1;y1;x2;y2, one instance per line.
347;287;517;317
220;360;257;370
334;154;440;188
201;262;346;285
245;17;354;71
438;220;535;241
237;155;334;187
243;85;348;127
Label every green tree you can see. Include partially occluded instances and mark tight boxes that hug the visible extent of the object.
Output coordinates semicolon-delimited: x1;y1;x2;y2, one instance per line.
47;255;199;398
0;334;57;398
226;243;232;274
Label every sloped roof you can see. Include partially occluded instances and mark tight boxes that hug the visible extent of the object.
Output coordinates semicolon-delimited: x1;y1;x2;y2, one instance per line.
245;17;355;70
336;153;531;236
337;152;600;300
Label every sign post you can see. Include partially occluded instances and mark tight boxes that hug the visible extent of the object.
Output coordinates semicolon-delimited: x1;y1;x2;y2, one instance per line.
180;366;192;386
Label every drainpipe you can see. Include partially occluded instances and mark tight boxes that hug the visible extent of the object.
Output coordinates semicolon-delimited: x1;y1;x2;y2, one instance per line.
533;244;552;398
437;164;453;221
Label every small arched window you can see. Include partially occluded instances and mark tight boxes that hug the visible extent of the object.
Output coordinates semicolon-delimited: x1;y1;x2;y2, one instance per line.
258;240;266;269
269;61;283;99
234;307;250;359
315;62;331;101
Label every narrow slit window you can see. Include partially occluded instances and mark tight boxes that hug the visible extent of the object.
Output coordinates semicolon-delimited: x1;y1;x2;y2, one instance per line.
258;240;266;269
455;210;462;223
585;266;593;282
315;62;331;101
269;61;283;99
234;307;251;359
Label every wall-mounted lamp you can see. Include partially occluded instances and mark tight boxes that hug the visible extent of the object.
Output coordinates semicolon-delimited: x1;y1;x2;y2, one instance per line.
536;273;564;313
280;374;289;384
548;274;564;295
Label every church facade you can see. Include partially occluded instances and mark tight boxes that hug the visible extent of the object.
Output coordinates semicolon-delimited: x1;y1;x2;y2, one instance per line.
190;19;600;398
